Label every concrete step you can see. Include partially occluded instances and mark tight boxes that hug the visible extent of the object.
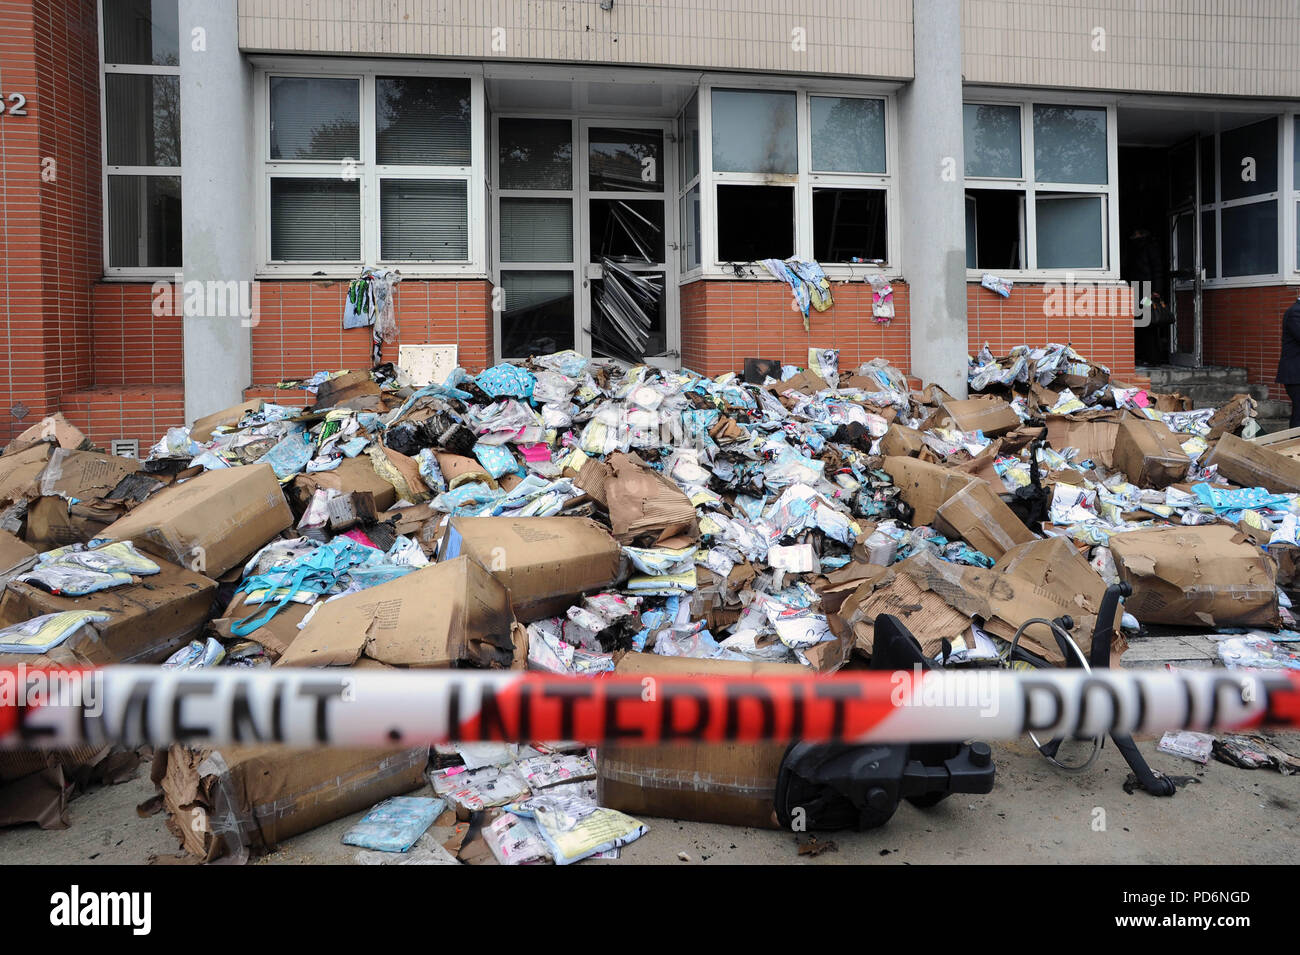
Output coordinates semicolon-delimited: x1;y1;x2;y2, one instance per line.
1172;383;1269;406
1141;364;1251;388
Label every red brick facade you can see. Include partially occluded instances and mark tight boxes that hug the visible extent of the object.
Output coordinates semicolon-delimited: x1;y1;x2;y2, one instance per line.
0;0;101;443
1203;285;1300;401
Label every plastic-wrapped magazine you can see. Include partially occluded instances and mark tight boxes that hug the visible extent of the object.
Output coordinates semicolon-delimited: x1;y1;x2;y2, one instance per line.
342;796;445;852
0;611;109;654
506;792;647;866
430;764;530;811
516;754;597;791
484;812;551;865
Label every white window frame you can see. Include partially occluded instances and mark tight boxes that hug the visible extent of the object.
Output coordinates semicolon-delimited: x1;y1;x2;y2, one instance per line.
695;75;901;283
252;59;487;278
98;0;182;280
1287;113;1299;278
962;95;1119;281
676;92;702;281
1199;115;1285;289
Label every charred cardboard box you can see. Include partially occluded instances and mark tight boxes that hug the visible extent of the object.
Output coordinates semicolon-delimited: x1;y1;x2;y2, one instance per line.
0;556;217;665
604;452;699;545
276;556;518;669
940;396;1021;437
151;743;429;862
99;463;293;577
838;565;971;658
24;497;127;550
1109;524;1279;628
288;456;398;514
1112;417;1190;489
441;516;623;622
1206;432;1300;494
597;653;800;829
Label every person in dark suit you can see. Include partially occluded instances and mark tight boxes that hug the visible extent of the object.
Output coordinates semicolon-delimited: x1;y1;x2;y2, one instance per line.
1278;296;1300;429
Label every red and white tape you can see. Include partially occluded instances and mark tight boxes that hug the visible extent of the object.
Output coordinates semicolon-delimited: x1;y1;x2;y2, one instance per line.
2;665;1298;749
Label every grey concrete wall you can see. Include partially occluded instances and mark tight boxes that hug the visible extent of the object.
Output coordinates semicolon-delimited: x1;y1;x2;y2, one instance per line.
236;0;915;80
964;0;1300;98
179;0;256;420
898;0;968;396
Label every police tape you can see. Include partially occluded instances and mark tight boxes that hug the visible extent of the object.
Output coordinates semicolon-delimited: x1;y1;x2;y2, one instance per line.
1;665;1298;750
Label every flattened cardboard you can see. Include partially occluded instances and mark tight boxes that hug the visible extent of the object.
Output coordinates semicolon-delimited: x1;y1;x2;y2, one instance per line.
883;456;978;526
4;414;89;456
604;452;699;545
278;557;518;669
0;556;217;665
598;654;803;829
36;449;140;500
933;479;1037;560
210;593;312;659
1112;417;1190;489
191;399;263;443
153;743;429;861
1109;524;1279;628
1207;432;1300;494
0;444;53;504
941;397;1020;437
288;456;398;513
443;516;623;622
99;463;292;577
839;567;970;658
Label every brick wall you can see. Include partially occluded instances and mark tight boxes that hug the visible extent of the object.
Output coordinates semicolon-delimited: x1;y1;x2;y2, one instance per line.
250;279;494;386
0;0;102;444
1203;285;1300;400
679;279;1139;385
680;279;912;377
967;282;1138;381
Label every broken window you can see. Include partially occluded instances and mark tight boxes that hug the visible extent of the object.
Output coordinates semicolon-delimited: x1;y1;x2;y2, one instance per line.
716;185;794;262
964;189;1024;270
812;188;887;263
963;100;1114;272
590;200;664;262
590;266;666;363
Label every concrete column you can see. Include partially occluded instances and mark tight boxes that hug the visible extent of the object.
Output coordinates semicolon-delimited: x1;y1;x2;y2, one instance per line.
898;0;968;396
178;0;255;421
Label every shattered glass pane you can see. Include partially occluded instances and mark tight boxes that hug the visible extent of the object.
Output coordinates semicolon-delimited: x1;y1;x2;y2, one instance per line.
590;199;664;262
590;267;666;362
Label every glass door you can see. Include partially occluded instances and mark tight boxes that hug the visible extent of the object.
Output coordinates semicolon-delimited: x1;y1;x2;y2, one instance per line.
494;116;679;367
1168;137;1203;366
579;120;678;367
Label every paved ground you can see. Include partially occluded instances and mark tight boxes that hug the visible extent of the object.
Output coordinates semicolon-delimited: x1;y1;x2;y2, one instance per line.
3;731;1296;865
